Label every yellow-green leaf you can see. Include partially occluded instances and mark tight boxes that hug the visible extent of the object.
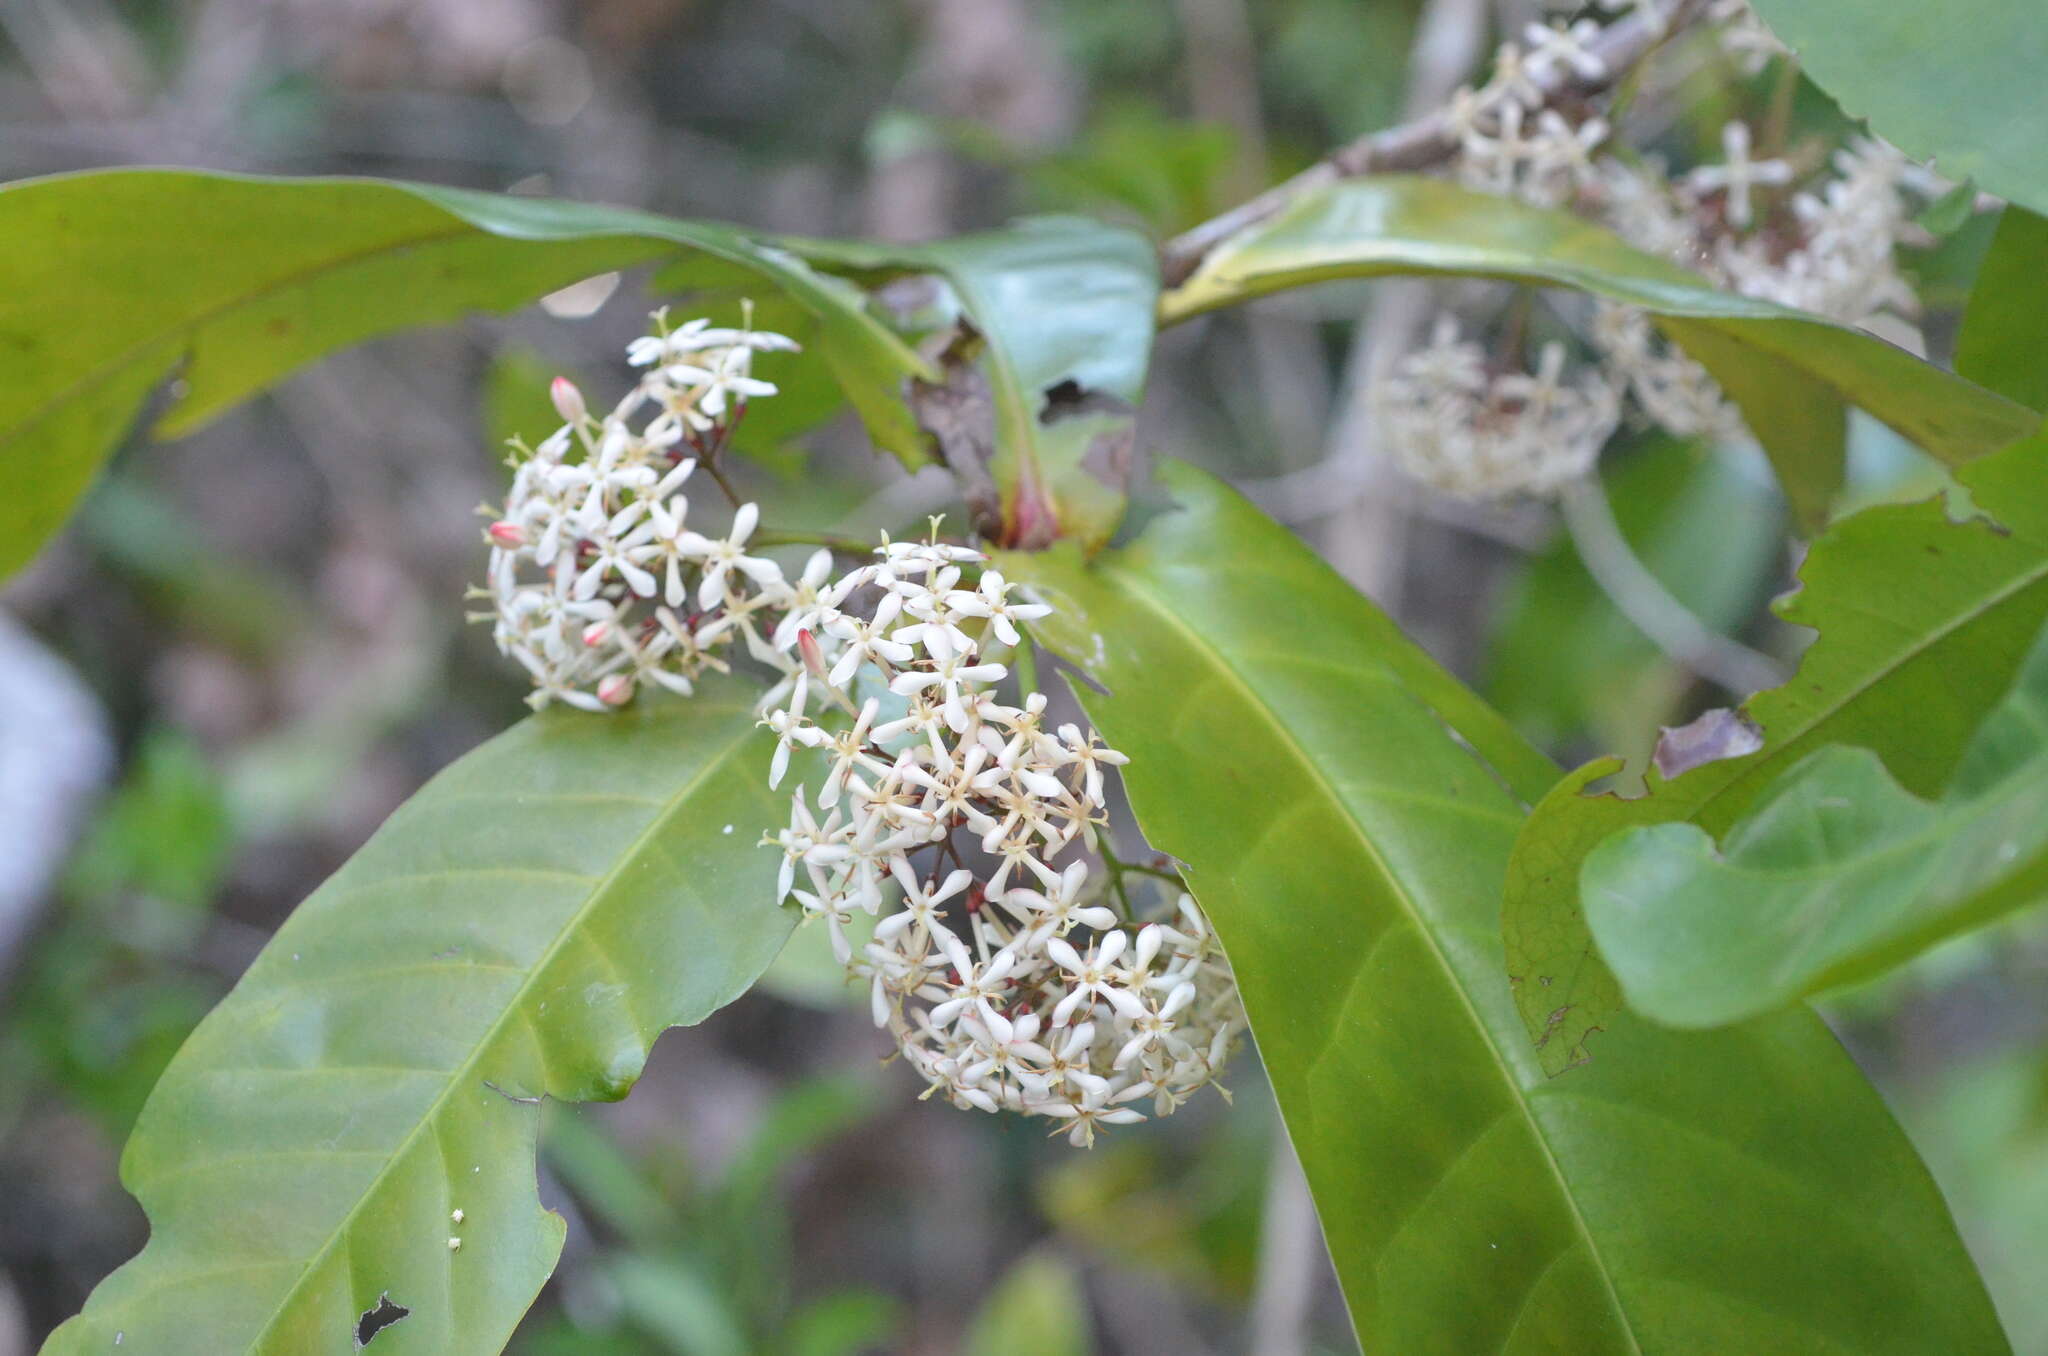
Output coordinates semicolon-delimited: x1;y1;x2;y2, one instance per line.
44;685;790;1355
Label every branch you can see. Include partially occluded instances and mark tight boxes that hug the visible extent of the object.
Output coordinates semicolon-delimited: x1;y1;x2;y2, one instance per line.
1157;0;1713;286
1557;475;1785;699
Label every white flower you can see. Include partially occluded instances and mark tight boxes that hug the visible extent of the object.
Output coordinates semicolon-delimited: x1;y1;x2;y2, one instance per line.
1046;931;1145;1026
942;569;1052;648
1041;1091;1146;1149
1685;121;1792;229
679;502;783;610
763;672;828;789
1521;19;1606;84
824;593;911;685
772;548;838;649
876;863;973;950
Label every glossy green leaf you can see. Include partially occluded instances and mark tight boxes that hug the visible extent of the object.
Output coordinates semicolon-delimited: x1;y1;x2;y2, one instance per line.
1746;0;2048;217
1584;621;2048;1027
798;218;1160;550
1956;208;2048;413
0;168;934;581
44;683;792;1355
1506;431;2048;1071
1014;462;2003;1353
1161;176;2037;529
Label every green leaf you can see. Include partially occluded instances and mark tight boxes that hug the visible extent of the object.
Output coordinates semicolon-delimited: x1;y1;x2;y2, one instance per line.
0;168;934;581
782;1289;902;1356
1583;621;2048;1027
1161;176;2037;530
798;217;1161;550
44;683;792;1355
963;1251;1094;1356
1956;208;2048;413
1506;431;2048;1072
1746;0;2048;218
1486;437;1782;750
1916;181;1980;238
608;1254;749;1356
1013;462;2004;1352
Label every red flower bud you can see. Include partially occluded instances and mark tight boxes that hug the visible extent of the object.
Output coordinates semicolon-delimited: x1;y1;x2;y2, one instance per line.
550;376;586;424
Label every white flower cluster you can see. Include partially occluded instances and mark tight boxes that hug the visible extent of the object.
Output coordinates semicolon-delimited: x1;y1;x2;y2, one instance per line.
474;310;818;711
1376;318;1621;499
1595;132;1930;439
1706;136;1926;324
1383;2;1936;498
1448;21;1612;210
762;538;1244;1146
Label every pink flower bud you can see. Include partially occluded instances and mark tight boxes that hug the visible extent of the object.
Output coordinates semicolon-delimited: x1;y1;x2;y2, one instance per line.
551;376;586;424
797;628;828;682
581;620;611;648
486;520;527;548
597;674;634;707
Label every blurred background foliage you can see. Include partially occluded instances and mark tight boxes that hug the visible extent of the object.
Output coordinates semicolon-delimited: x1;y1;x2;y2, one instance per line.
0;0;2040;1352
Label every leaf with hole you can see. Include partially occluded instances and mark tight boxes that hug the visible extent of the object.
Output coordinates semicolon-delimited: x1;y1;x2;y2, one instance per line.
42;683;791;1355
1584;620;2048;1027
797;217;1160;550
1161;176;2037;530
0;169;934;582
1506;430;2048;1071
1011;461;2003;1352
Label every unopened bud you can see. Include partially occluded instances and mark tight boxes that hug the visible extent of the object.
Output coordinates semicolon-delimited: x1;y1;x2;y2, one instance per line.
581;620;611;648
487;520;527;548
550;376;586;424
797;628;828;683
597;674;635;707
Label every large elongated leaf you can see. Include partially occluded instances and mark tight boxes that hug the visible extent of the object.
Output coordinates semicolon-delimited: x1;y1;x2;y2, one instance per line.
1747;0;2048;219
44;683;790;1355
1584;621;2048;1027
0;169;934;581
1013;462;2003;1353
797;218;1160;550
1506;432;2048;1071
1160;176;2037;529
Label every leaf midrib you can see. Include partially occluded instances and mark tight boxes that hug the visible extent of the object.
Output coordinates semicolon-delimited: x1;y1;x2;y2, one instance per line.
228;706;760;1351
1090;561;1643;1355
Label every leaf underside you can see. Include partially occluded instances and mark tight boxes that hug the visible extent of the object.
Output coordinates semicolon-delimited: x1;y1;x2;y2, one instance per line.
1584;620;2048;1027
1506;431;2048;1070
1161;176;2038;530
1012;463;2004;1354
44;685;791;1355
